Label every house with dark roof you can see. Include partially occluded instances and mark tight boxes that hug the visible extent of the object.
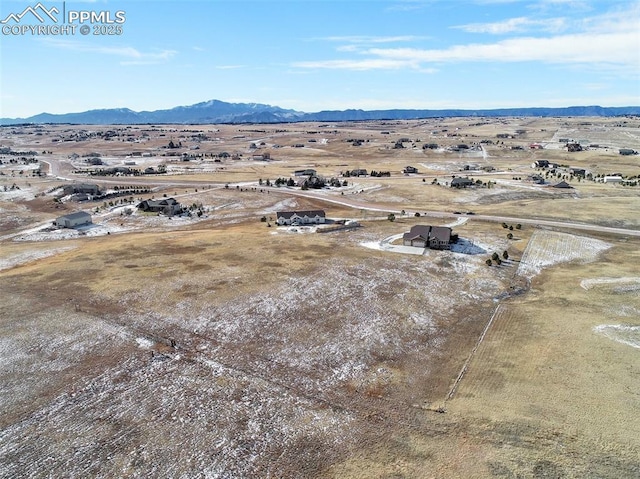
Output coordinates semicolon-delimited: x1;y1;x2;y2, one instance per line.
62;183;101;196
552;181;573;189
451;177;474;188
403;225;456;250
569;167;586;177
403;166;419;174
294;169;317;177
619;148;637;156
276;210;326;226
54;211;92;229
137;198;183;216
566;143;583;152
532;160;549;168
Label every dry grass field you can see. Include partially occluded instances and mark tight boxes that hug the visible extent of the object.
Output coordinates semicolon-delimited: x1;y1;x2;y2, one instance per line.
1;117;639;478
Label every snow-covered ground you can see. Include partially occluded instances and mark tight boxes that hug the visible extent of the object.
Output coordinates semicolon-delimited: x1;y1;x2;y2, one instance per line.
580;277;640;291
0;245;77;271
516;230;611;279
361;233;424;255
593;324;640;349
271;225;319;235
360;217;481;256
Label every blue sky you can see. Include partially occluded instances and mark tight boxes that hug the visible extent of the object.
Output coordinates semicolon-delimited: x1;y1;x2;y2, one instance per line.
1;0;639;118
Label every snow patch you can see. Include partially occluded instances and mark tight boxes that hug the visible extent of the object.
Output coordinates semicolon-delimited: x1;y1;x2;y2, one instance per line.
517;230;611;279
593;324;640;349
135;337;154;349
580;277;640;291
0;246;76;271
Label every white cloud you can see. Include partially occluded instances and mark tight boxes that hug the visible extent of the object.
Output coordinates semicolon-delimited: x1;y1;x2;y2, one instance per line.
295;3;639;73
40;39;177;65
367;31;639;67
322;35;427;44
294;28;638;72
455;16;567;34
292;58;424;71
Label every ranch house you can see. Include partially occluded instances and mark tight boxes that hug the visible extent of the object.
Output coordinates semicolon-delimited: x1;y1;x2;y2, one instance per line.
451;177;474;188
137;198;183;216
276;210;326;226
62;183;101;196
294;169;317;177
403;225;456;250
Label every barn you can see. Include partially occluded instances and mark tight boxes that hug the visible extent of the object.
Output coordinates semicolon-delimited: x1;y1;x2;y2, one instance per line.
55;211;92;228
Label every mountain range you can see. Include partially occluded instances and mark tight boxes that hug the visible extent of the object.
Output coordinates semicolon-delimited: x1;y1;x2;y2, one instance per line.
2;100;639;125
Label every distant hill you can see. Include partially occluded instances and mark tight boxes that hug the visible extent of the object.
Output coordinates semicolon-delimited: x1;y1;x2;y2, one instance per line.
2;100;639;125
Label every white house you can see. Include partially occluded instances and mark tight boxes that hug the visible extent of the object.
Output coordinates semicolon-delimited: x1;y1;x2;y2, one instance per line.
54;211;92;228
276;210;326;226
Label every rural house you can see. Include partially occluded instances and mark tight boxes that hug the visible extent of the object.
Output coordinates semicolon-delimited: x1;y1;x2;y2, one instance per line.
403;225;456;250
137;198;183;216
566;143;583;152
62;183;101;196
276;210;326;226
294;169;317;177
532;160;549;168
403;166;419;174
451;177;474;188
54;211;92;229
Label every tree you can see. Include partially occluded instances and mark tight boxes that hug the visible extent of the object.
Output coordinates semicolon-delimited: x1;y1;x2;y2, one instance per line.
515;224;522;230
486;259;492;266
414;212;421;217
507;233;513;239
492;252;499;261
387;213;396;222
503;250;509;260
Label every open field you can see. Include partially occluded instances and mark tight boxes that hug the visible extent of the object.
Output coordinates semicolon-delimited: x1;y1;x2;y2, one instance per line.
1;117;639;477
